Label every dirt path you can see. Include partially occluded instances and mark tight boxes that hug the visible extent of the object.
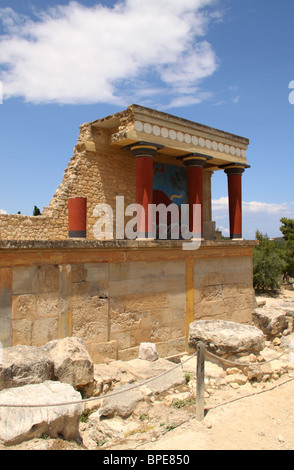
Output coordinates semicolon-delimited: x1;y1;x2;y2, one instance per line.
137;377;294;451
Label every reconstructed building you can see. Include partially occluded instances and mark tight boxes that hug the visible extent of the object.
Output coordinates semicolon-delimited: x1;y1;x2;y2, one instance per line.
0;105;255;362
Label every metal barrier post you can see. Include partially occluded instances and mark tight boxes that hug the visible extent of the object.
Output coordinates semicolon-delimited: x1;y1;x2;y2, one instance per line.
196;341;205;421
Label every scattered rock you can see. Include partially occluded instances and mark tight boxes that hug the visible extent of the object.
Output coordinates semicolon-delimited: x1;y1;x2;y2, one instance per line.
259;347;279;362
83;414;140;449
139;343;158;362
225;373;247;386
0;381;83;446
280;303;294;317
123;358;185;395
98;387;145;420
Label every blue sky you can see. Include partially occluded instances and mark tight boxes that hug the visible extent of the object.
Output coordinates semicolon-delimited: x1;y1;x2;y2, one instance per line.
0;0;293;239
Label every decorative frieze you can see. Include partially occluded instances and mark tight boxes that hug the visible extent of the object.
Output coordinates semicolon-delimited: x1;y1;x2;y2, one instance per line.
134;120;247;158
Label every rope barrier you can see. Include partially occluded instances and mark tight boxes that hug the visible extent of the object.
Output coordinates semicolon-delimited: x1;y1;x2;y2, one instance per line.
0;346;292;409
0;352;197;408
205;348;294;367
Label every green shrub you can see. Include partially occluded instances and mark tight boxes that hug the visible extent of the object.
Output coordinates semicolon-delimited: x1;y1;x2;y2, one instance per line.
253;231;286;291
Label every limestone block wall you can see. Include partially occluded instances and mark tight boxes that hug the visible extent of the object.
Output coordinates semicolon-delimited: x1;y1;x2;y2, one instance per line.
194;256;254;324
0;240;256;363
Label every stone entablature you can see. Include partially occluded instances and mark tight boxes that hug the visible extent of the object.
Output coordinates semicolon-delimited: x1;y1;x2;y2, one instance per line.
92;104;249;168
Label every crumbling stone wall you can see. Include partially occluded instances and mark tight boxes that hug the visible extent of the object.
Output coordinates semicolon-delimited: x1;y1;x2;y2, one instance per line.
0;214;59;241
0;125;136;241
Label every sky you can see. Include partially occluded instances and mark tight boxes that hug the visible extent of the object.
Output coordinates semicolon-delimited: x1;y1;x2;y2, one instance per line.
0;0;294;239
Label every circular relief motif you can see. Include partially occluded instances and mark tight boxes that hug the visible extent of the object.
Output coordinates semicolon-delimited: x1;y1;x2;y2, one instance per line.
218;143;224;152
152;125;161;136
192;136;199;145
134;121;143;132
224;144;230;153
169;129;177;140
206;140;212;149
185;134;192;144
161;127;169;138
212;141;218;150
144;123;152;134
236;148;241;157
230;146;236;155
199;138;205;147
241;149;246;158
177;131;184;142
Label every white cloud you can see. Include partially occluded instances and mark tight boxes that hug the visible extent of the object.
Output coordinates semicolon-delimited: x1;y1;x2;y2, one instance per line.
0;0;219;106
243;200;291;215
212;196;229;211
0;209;7;214
212;197;292;215
212;197;294;239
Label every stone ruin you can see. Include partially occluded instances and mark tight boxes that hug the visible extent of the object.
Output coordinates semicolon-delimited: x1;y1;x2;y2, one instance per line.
1;301;294;449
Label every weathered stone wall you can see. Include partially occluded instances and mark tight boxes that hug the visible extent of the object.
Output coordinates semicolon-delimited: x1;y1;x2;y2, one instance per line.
0;240;256;363
194;256;254;324
0;214;63;241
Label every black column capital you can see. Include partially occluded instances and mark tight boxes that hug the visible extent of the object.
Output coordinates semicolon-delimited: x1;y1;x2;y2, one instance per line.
177;153;213;168
123;141;164;158
220;163;250;176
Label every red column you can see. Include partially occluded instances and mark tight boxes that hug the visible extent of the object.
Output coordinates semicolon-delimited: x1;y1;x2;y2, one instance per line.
182;154;212;239
224;166;245;239
68;197;87;238
187;165;203;237
127;142;163;238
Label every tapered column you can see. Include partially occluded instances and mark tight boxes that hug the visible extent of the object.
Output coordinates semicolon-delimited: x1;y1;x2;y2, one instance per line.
68;197;87;238
223;164;249;239
126;141;164;238
180;153;212;239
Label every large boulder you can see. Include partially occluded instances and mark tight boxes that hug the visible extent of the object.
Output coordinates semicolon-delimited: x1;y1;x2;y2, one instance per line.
253;307;289;338
41;337;94;393
189;320;265;356
0;338;94;396
0;345;54;391
0;381;83;446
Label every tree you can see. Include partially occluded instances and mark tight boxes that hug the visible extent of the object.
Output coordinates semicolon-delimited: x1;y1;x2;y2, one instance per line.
253;230;286;291
33;206;41;216
280;218;294;278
